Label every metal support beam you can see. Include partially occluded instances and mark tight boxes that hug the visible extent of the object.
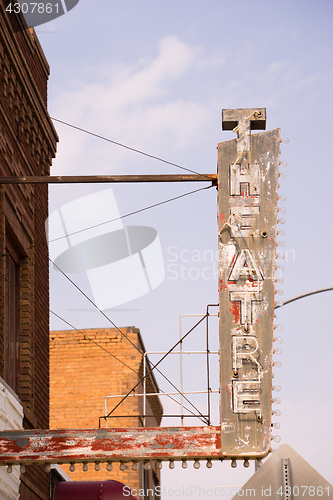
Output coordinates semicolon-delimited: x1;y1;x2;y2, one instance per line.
282;458;292;500
0;427;222;465
0;174;217;184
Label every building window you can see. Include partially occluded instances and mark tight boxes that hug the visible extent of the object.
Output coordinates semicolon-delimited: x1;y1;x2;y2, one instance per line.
4;243;20;393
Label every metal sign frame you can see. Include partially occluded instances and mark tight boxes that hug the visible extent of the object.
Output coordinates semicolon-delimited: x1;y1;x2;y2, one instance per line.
218;109;280;459
0;108;280;468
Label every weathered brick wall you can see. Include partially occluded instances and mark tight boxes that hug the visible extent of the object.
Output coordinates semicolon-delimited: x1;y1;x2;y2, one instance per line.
50;327;163;490
0;2;58;499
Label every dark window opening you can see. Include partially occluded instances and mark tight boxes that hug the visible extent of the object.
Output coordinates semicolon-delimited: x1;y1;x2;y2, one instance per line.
4;242;20;394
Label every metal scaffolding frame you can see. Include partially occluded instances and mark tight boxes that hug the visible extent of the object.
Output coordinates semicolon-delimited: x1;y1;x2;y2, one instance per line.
103;307;220;428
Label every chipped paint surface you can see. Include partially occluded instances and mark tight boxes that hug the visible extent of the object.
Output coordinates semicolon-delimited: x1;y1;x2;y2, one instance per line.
0;427;223;464
0;112;279;465
218;123;280;458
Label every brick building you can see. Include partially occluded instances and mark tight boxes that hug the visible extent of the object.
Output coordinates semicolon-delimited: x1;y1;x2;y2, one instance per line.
50;327;163;494
0;3;58;499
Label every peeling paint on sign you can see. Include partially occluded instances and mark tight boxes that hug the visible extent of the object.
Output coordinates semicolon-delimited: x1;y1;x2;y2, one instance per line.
0;427;222;465
218;110;280;458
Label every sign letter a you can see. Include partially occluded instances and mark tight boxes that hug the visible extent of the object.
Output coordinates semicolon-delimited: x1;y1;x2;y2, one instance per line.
228;249;263;282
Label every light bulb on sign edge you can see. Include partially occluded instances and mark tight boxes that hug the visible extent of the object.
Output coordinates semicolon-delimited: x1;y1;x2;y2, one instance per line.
274;349;282;355
272;422;281;429
106;462;113;472
231;459;237;468
278;208;286;214
279;195;287;201
21;465;26;474
169;460;175;470
277;241;285;247
276;254;284;260
144;462;151;470
274;361;282;368
120;462;126;471
273;397;281;404
6;465;13;474
82;463;88;472
194;459;200;469
272;435;281;443
276;289;284;296
243;459;250;468
206;459;213;469
281;138;289;144
157;461;163;470
277;230;285;236
132;462;139;471
274;337;283;344
277;218;286;224
273;409;281;416
182;459;188;469
274;324;283;331
280;172;287;178
275;301;283;307
69;463;76;472
279;161;288;167
95;462;100;471
276;277;284;284
45;464;51;473
273;385;281;392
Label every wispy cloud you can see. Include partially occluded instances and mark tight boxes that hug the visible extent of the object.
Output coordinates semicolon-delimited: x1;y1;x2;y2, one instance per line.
50;36;212;175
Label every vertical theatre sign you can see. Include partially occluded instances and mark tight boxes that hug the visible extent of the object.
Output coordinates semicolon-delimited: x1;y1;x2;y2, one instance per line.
218;108;280;458
0;108;283;466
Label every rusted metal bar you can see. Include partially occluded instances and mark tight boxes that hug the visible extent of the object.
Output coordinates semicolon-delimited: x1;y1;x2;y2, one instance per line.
0;426;222;465
0;174;217;184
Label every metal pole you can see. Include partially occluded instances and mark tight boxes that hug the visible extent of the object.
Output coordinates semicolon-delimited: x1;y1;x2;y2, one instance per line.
274;287;333;309
180;316;184;426
206;304;218;426
143;353;146;427
179;313;218;426
104;397;108;429
0;174;217;184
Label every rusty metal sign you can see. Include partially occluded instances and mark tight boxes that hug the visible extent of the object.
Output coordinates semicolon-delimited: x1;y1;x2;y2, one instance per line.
0;108;282;467
0;427;221;465
218;108;280;458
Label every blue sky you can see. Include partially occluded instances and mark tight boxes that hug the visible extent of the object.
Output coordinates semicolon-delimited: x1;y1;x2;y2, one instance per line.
37;0;333;494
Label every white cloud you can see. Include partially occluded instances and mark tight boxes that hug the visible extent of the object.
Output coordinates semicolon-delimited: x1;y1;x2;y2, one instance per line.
50;35;211;176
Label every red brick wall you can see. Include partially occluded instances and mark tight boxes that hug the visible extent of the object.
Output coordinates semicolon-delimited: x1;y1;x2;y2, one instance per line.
50;327;163;490
0;3;58;499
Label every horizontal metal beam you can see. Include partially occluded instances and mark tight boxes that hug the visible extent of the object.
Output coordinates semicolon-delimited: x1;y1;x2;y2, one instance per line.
0;427;222;465
0;174;217;184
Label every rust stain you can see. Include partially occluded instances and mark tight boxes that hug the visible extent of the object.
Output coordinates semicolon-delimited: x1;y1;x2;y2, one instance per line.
229;302;240;323
0;427;223;464
220;213;226;224
218;278;228;292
